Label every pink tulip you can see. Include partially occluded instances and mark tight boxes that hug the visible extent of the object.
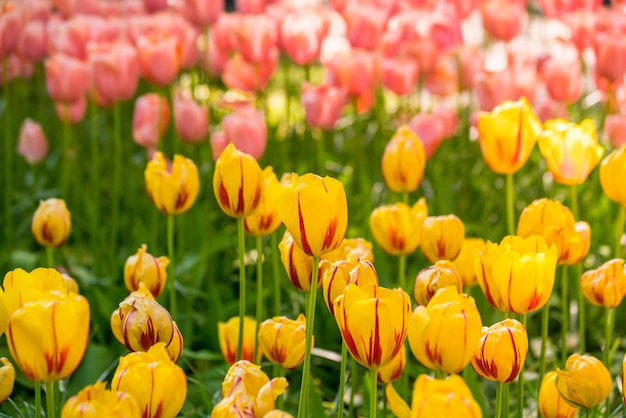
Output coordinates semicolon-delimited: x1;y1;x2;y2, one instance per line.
232;14;278;64
424;56;458;97
428;2;464;52
132;93;170;149
136;33;183;86
210;105;266;159
16;20;47;62
201;36;229;76
17;118;48;164
481;0;527;42
408;37;440;78
55;96;87;124
595;34;626;83
89;41;139;105
167;13;200;69
280;12;328;65
541;52;582;103
536;0;601;18
222;51;278;92
143;0;168;12
45;54;90;103
0;3;24;56
344;2;389;51
381;56;419;96
301;82;347;130
46;16;92;60
173;89;209;143
447;0;480;18
457;45;484;91
325;48;375;98
562;10;596;53
22;0;51;22
236;0;268;14
475;68;523;111
180;0;224;27
408;113;447;159
604;114;626;147
535;95;568;123
432;105;460;139
0;53;34;85
211;13;238;54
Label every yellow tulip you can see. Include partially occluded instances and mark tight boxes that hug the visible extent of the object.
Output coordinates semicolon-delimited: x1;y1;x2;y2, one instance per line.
600;146;626;206
408;287;482;374
213;142;264;218
475;235;558;314
166;321;184;363
31;198;71;247
60;273;79;294
471;318;528;383
477;96;542;174
0;358;15;404
556;354;611;409
561;221;590;266
244;166;283;236
377;345;406;384
218;316;256;365
7;292;90;382
322;260;379;316
277;173;348;257
333;283;411;369
61;381;141;418
110;308;124;345
145;151;199;215
580;258;626;308
263;411;294;418
420;215;465;263
124;244;169;297
324;237;374;264
369;199;428;256
413;260;463;306
452;238;487;288
278;231;321;292
381;125;427;193
386;374;482;418
538;119;604;185
539;371;578;418
111;343;187;418
258;314;308;369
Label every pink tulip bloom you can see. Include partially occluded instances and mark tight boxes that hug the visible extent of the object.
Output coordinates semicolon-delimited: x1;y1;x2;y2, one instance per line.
143;0;168;12
344;2;389;51
457;45;484;91
562;10;596;53
45;53;90;103
432;105;460;139
536;0;601;18
447;0;480;18
46;16;91;60
22;0;51;22
541;53;582;103
211;13;238;54
325;48;375;98
480;0;527;42
381;56;419;96
201;36;229;76
89;41;139;105
475;68;521;112
301;82;347;130
424;56;458;97
232;14;278;64
210;105;266;160
280;12;328;65
429;2;464;52
236;0;268;14
595;34;626;83
0;3;24;56
604;114;626;147
408;112;447;159
180;0;224;27
535;95;568;123
137;33;183;87
17;118;48;165
16;20;47;62
0;53;34;85
132;93;170;149
55;96;87;124
222;51;278;92
173;89;209;143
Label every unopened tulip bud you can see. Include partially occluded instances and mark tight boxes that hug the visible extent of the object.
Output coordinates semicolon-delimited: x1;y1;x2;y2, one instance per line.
369;199;428;256
580;258;626;308
539;371;578;418
413;260;463;306
31;198;71;248
381;125;426;193
258;314;308;369
0;358;15;404
420;215;465;262
556;354;611;409
61;381;141;418
124;244;169;298
377;345;406;384
218;316;256;365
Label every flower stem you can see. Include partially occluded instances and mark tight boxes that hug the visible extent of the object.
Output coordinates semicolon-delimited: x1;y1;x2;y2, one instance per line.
111;101;121;261
338;341;347;418
34;381;41;418
539;303;549;382
561;265;569;365
603;307;616;418
167;214;177;321
89;100;100;274
370;368;378;418
518;314;527;418
45;381;55;418
271;232;281;316
236;218;247;362
616;205;625;259
254;235;264;363
398;254;406;293
3;57;13;259
46;247;54;269
350;357;357;418
506;173;515;236
276;366;285;410
495;382;504;418
61;116;71;201
297;255;319;418
571;185;586;354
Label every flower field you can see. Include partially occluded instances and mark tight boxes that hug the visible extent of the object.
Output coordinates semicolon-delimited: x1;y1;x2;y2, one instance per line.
2;0;626;417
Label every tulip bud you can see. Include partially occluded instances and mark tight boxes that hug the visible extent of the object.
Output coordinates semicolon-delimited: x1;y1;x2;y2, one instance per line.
539;371;578;418
61;381;142;418
166;322;184;363
413;260;463;306
556;354;611;409
600;147;626;207
124;244;169;297
218;316;256;365
31;198;71;248
377;345;406;384
369;199;428;256
258;314;308;370
244;166;283;237
17;118;48;164
580;258;626;308
111;308;124;345
323;237;374;265
132;93;170;149
561;221;590;266
0;358;15;404
452;238;487;288
111;344;187;418
144;152;199;215
471;318;528;383
278;231;322;292
420;215;465;263
381;125;427;193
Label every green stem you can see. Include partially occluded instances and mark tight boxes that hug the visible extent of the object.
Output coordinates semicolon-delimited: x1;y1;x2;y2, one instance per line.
297;256;320;418
283;59;291;127
518;314;527;418
495;382;503;418
561;265;569;365
350;357;357;418
61;117;71;201
571;184;586;354
398;255;406;293
111;101;121;260
45;381;55;418
539;303;549;382
46;247;54;269
616;205;625;259
3;57;13;262
89;101;100;274
506;173;515;236
402;192;409;205
271;232;281;316
276;366;285;410
338;341;347;418
603;308;616;418
434;370;446;379
236;218;247;362
570;185;579;220
167;214;177;321
504;381;509;418
586;408;592;418
34;381;41;418
317;129;326;175
370;368;378;418
254;236;264;363
304;64;311;83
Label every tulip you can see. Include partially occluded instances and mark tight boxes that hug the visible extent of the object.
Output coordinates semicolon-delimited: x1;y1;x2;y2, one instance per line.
407;113;447;159
420;215;465;263
595;31;626;83
173;88;209;143
471;318;528;383
280;13;328;65
54;97;87;124
538;119;604;185
219;104;267;160
322;260;377;315
16;20;47;62
369;199;428;256
301;83;347;130
323;237;374;265
325;48;375;100
377;345;406;384
44;53;90;103
232;14;277;65
0;358;15;404
481;0;527;42
258;314;307;369
413;261;463;307
60;272;79;294
124;244;169;298
31;198;71;248
556;354;611;409
561;221;591;266
7;292;90;382
61;381;142;418
221;50;278;93
452;238;487;288
89;41;140;105
263;411;294;418
381;56;419;96
218;316;256;365
541;55;582;104
145;152;199;215
409;287;482;374
344;2;388;51
333;283;411;369
179;0;223;27
604;114;626;148
580;258;626;308
381;125;427;193
277;173;347;257
166;322;183;363
278;231;319;292
132;93;170;149
111;343;187;418
477;97;542;174
136;33;182;87
213;143;264;219
16;118;48;164
539;371;578;418
244;166;282;237
600;147;626;207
